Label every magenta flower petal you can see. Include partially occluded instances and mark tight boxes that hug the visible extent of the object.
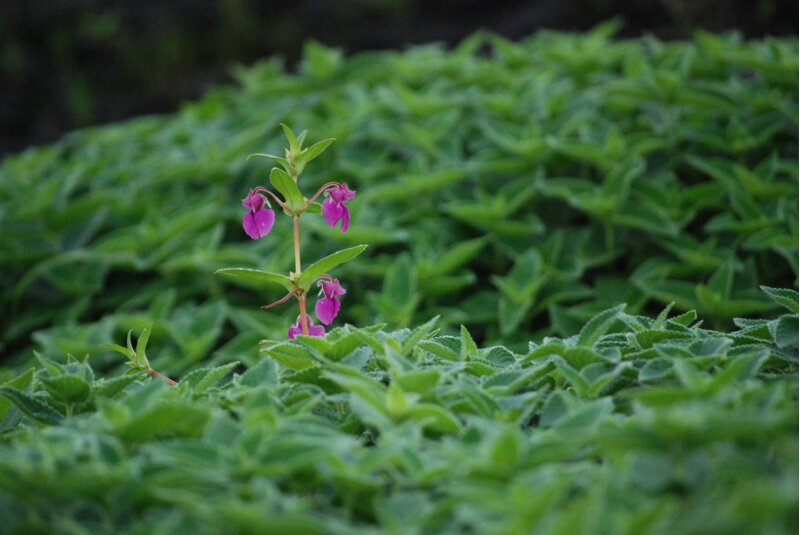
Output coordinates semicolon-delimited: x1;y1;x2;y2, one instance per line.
288;316;325;339
340;206;350;233
308;324;326;337
315;296;341;325
320;279;346;298
243;208;275;240
242;190;265;211
322;184;356;232
288;323;302;340
322;197;343;228
329;183;356;203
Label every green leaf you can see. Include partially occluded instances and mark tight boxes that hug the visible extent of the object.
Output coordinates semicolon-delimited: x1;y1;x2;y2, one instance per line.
262;342;318;370
116;401;210;442
553;358;590;396
399;315;440;356
0;368;36;420
395;369;441;397
774;315;799;348
460;325;478;360
248;153;291;173
297;138;335;166
94;375;138;399
270;167;306;211
135;324;152;368
298;245;368;290
240;358;278;388
707;262;734;300
552;398;614;431
101;343;135;360
215;268;295;292
0;387;62;425
406;403;461;434
418;339;460;362
639;358;674;382
40;375;92;404
760;286;799;314
183;362;240;392
577;304;626;347
281;123;301;152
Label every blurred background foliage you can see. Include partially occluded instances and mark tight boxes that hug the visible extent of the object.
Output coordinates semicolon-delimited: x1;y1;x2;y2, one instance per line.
0;0;797;155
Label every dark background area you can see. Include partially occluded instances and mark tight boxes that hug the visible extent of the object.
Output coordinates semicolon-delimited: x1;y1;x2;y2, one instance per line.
1;0;797;156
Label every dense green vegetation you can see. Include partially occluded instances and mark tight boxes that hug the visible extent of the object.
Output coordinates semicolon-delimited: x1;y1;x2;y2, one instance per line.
0;25;797;533
1;25;797;373
0;290;797;533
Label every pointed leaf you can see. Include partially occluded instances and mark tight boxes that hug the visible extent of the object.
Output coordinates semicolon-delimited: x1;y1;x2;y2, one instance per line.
270;168;306;210
577;304;626;347
41;375;92;404
281;123;300;152
0;388;62;425
215;268;295;292
0;368;36;420
248;153;291;173
760;286;799;314
297;138;335;166
298;245;368;290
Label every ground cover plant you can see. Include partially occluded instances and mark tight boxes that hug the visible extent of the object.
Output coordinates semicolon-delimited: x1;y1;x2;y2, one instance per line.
0;290;796;533
0;23;797;534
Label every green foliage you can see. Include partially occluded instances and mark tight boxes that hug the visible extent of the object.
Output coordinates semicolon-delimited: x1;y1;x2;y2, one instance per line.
0;25;796;531
0;28;796;370
298;245;368;290
0;294;796;533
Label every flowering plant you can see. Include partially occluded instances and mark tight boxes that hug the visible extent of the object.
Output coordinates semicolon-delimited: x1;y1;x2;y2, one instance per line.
217;125;366;338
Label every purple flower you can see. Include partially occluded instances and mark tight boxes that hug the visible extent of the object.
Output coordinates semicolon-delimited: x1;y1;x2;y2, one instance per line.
315;278;346;325
322;183;356;232
242;189;275;240
288;315;326;339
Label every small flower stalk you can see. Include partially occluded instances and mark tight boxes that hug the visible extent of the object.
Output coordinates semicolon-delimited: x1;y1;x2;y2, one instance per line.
217;125;367;339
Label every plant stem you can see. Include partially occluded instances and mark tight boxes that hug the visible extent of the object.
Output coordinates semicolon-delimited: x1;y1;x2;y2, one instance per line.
293;215;310;335
293;216;302;274
254;186;288;211
307;181;341;205
261;290;298;310
150;368;178;386
298;295;310;335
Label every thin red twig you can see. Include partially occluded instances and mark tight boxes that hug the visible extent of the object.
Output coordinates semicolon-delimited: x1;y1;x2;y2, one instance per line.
307;182;341;205
150;368;178;386
254;186;287;210
260;290;299;310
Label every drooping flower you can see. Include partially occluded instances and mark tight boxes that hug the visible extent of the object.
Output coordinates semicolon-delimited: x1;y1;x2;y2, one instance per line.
315;278;346;325
288;315;326;339
242;189;275;240
322;183;356;232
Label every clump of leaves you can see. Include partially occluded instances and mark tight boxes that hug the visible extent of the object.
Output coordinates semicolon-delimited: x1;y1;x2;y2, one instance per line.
0;287;795;533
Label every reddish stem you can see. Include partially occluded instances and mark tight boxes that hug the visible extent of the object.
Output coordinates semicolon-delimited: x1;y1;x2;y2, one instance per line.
307;182;342;205
292;215;309;336
254;186;287;210
261;290;299;310
150;368;178;386
298;294;310;335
